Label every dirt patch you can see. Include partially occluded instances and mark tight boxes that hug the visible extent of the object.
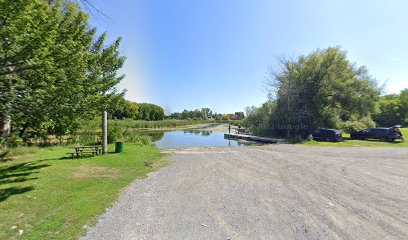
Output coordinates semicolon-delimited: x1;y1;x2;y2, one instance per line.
72;166;119;179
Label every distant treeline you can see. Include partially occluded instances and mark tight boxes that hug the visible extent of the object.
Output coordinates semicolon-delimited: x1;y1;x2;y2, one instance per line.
111;100;165;121
168;108;245;121
244;47;407;137
108;100;248;122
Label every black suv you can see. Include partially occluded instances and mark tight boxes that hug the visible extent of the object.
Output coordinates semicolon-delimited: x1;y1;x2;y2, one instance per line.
350;127;401;141
312;129;343;142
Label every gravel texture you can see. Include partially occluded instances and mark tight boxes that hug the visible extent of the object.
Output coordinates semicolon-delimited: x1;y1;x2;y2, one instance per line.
82;145;408;240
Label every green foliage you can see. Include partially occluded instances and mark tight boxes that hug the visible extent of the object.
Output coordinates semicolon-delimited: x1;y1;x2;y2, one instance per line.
230;120;244;126
76;131;99;145
170;108;211;120
401;89;408;122
122;132;151;145
373;89;408;127
201;108;212;119
110;100;164;121
138;103;165;121
3;132;24;148
246;47;381;137
107;126;152;145
168;108;243;122
243;102;275;136
0;0;125;145
339;116;376;133
107;125;124;144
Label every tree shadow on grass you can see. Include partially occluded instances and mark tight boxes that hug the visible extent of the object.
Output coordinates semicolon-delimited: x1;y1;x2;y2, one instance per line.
0;186;34;202
0;161;50;202
59;154;98;160
0;150;13;163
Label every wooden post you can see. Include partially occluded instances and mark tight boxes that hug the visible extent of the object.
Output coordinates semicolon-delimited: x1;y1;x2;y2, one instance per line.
102;111;107;154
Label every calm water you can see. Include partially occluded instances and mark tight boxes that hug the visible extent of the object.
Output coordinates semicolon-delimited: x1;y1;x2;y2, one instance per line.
142;130;258;149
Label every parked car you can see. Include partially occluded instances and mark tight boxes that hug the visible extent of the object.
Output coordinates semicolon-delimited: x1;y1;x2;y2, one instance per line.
350;127;401;141
312;129;343;142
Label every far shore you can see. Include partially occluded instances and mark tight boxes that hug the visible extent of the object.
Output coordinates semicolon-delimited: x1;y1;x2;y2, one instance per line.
135;123;232;132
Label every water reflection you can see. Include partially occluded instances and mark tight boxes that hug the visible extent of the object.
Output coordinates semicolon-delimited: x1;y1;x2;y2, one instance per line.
143;131;165;142
141;129;259;149
183;130;212;136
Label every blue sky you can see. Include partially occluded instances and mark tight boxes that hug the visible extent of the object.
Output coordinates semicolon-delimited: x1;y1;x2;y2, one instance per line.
89;0;408;114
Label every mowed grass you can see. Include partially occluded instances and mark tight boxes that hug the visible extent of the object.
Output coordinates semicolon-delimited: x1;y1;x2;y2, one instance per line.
301;128;408;147
0;144;166;240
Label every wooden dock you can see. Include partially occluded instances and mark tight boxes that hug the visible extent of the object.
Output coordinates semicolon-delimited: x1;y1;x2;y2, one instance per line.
224;133;278;144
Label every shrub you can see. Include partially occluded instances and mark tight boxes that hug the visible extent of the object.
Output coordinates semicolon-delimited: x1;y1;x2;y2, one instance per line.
73;131;100;145
4;133;24;147
107;125;124;144
131;135;151;145
122;130;151;145
340;117;376;133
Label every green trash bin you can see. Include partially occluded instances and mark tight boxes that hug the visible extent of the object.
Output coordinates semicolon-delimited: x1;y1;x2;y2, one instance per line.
115;141;124;153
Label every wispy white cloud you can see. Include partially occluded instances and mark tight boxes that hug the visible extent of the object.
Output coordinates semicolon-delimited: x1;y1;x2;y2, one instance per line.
390;58;399;63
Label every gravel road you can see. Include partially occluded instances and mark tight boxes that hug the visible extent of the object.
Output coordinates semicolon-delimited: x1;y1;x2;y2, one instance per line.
82;145;408;240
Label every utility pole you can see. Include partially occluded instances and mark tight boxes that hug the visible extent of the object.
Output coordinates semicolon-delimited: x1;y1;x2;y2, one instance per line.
102;111;107;154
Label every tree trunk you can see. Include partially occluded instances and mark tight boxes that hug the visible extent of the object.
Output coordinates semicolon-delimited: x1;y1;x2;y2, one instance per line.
1;113;11;139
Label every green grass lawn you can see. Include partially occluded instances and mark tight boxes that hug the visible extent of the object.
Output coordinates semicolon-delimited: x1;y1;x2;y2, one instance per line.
0;144;166;240
301;128;408;147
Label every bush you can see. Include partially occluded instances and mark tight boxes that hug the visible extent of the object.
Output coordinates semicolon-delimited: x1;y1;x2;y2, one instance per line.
4;133;24;147
72;131;100;145
107;125;124;144
128;135;151;145
340;117;376;133
122;130;151;145
243;102;275;137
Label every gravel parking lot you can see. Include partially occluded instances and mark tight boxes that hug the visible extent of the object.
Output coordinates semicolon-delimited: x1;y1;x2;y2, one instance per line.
83;145;408;240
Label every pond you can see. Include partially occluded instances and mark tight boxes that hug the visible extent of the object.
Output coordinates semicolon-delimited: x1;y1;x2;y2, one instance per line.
141;129;260;149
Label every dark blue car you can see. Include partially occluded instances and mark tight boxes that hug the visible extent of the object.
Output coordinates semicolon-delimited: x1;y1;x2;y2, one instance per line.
350;127;401;141
312;129;343;142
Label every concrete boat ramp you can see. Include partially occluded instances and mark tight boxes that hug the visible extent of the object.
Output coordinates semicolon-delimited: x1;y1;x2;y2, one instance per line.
224;133;278;143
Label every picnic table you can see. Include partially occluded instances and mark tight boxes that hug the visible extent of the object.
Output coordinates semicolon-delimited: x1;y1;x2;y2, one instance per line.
67;145;101;158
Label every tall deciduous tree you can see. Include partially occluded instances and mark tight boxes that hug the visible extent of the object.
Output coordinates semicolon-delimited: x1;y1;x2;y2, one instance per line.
249;47;381;136
1;0;126;143
1;0;54;138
